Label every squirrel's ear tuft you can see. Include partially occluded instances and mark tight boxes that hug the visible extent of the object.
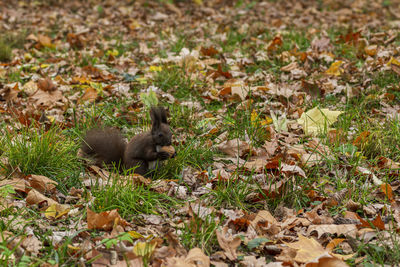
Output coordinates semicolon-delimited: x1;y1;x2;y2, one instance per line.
150;106;161;129
159;107;168;123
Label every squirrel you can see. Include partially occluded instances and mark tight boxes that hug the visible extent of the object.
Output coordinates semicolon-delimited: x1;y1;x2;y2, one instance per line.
81;106;175;177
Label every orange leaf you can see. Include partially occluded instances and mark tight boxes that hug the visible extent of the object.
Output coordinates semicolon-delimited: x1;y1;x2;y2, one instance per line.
79;87;98;103
38;34;55;48
86;208;130;231
353;131;370;147
371;214;385;230
326;238;345;251
267;35;283;51
37;78;57;92
380;183;393;201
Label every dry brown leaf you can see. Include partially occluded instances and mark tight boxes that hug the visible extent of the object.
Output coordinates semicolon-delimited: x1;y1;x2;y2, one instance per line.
307;224;357;239
30;89;65;107
26;188;59;207
37;78;57;92
364;45;377;56
38;34;55;48
280;163;306;178
87;207;130;231
2;83;20;102
304;252;348;267
22;80;38;95
311;36;332;52
164;247;210;267
79;87;98;103
27;174;58;194
250;210;278;229
21;235;42;255
216;226;241;261
217;138;249;158
284;235;326;263
0;178;28;193
380;183;393;201
244;158;266;173
281;62;298;72
377;157;400;170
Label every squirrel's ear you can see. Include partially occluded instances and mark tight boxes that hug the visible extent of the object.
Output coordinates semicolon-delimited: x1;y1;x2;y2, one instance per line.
159;107;168;124
150;107;160;129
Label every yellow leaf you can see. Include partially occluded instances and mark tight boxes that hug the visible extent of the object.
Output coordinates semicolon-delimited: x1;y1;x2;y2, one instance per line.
387;57;400;66
67;244;80;251
133;241;156;257
149;65;162;72
136;77;147;84
297;107;343;135
128;231;145;239
284;235;326;263
24;53;33;61
44;204;70;219
251;110;258;125
44;204;57;219
193;0;203;5
40;64;50;69
364;45;377;56
325;60;343;76
262;116;273;126
106;49;119;57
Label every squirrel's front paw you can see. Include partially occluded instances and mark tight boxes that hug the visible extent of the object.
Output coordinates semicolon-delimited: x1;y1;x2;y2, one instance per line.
157;151;170;160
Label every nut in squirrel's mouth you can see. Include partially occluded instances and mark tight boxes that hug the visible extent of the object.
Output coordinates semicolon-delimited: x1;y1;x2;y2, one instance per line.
157;145;176;157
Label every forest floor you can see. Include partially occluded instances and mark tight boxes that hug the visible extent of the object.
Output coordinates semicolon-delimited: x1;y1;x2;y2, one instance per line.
1;0;400;266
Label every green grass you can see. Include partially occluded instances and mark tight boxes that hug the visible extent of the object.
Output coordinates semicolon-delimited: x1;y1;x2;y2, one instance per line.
179;212;222;255
153;65;200;99
1;126;82;192
91;174;180;221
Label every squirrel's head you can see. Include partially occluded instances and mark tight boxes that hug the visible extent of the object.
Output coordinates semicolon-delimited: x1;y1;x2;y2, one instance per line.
150;106;172;146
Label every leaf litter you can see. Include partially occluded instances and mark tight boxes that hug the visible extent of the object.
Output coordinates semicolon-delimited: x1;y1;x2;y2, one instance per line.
1;0;400;266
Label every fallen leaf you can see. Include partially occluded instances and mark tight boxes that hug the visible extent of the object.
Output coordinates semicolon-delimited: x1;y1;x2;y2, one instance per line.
297;107;343;135
284;235;326;263
27;174;57;194
325;61;343;76
216;227;241;261
37;78;57;92
164;247;210;267
79;87;98;103
38;34;55;48
364;45;377;56
307;224;357;239
87;208;130;231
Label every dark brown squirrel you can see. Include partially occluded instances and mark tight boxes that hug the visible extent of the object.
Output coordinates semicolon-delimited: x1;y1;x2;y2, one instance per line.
81;106;175;176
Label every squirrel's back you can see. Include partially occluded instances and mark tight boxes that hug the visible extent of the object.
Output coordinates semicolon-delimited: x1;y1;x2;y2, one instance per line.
81;128;126;167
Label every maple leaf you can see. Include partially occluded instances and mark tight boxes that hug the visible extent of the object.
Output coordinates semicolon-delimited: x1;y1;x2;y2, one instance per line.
297;107;343;135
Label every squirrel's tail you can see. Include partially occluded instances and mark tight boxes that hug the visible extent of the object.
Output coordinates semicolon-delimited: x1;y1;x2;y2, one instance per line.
81;128;126;168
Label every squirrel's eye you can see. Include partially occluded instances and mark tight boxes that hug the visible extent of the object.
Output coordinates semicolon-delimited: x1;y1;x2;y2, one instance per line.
158;133;163;138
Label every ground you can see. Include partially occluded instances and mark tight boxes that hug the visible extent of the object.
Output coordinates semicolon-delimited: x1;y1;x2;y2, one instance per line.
1;0;400;266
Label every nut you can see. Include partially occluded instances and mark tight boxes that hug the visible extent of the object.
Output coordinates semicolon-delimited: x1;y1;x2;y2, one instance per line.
160;145;175;157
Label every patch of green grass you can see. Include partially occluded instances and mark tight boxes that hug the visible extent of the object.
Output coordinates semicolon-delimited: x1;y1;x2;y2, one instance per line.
91;175;180;221
220;30;247;53
0;30;26;62
358;119;400;161
354;232;400;266
153;65;199;99
1;126;82;191
156;137;217;179
203;175;264;211
0;40;12;62
281;30;311;51
179;212;222;255
371;70;400;89
222;105;270;147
